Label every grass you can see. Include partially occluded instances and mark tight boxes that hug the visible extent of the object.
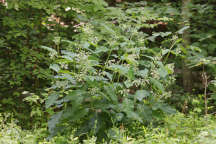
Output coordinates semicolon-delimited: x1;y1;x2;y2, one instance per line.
0;113;216;144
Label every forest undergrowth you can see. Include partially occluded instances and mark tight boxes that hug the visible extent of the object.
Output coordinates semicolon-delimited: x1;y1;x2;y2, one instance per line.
0;0;216;143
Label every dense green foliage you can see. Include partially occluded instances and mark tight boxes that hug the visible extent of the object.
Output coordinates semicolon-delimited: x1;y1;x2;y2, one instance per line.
46;1;177;139
0;0;216;143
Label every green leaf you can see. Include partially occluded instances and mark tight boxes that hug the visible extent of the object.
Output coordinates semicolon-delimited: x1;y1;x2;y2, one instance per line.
104;85;118;103
103;71;113;81
135;90;150;101
46;93;59;109
126;111;143;122
53;36;61;45
160;104;176;114
40;46;57;55
120;98;143;122
64;90;86;104
115;113;124;122
137;104;153;122
150;78;164;93
127;67;135;80
94;46;109;53
158;67;168;78
61;74;76;84
108;64;129;76
50;64;60;72
177;26;190;34
124;80;133;88
137;69;149;78
62;107;89;121
162;49;170;56
48;111;63;134
61;50;76;59
82;42;90;49
121;54;138;66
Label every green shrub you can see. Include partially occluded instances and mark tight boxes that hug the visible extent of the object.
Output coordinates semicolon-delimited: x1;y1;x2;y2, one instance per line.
45;0;177;140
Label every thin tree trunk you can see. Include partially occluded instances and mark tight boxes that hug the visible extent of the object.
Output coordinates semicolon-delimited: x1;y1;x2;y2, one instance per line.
182;0;192;92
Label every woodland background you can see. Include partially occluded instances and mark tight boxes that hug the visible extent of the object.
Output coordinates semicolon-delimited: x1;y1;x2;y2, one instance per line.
0;0;216;143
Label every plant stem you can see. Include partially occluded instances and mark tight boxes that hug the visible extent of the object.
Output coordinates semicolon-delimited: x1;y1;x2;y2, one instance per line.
202;65;208;115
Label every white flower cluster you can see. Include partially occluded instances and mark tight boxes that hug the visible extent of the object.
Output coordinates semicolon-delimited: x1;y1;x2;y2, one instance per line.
65;7;83;14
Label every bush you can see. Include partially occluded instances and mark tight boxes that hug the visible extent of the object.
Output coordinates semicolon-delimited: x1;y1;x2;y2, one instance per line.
45;1;177;140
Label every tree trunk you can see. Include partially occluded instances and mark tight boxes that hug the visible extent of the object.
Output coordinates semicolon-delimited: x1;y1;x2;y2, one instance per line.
182;0;192;92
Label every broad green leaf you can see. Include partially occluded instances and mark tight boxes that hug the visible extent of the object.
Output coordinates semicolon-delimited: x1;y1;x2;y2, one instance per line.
122;99;142;122
64;90;86;104
86;76;107;82
104;85;118;103
126;111;143;122
61;74;76;84
62;107;89;121
142;55;154;60
61;50;76;58
158;67;168;78
101;23;116;34
94;46;109;53
108;64;129;76
124;80;133;88
127;67;135;80
162;49;170;56
82;42;90;49
46;93;59;109
121;54;138;66
137;104;153;122
48;111;63;134
150;78;164;93
49;64;60;72
135;90;150;101
159;103;176;114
